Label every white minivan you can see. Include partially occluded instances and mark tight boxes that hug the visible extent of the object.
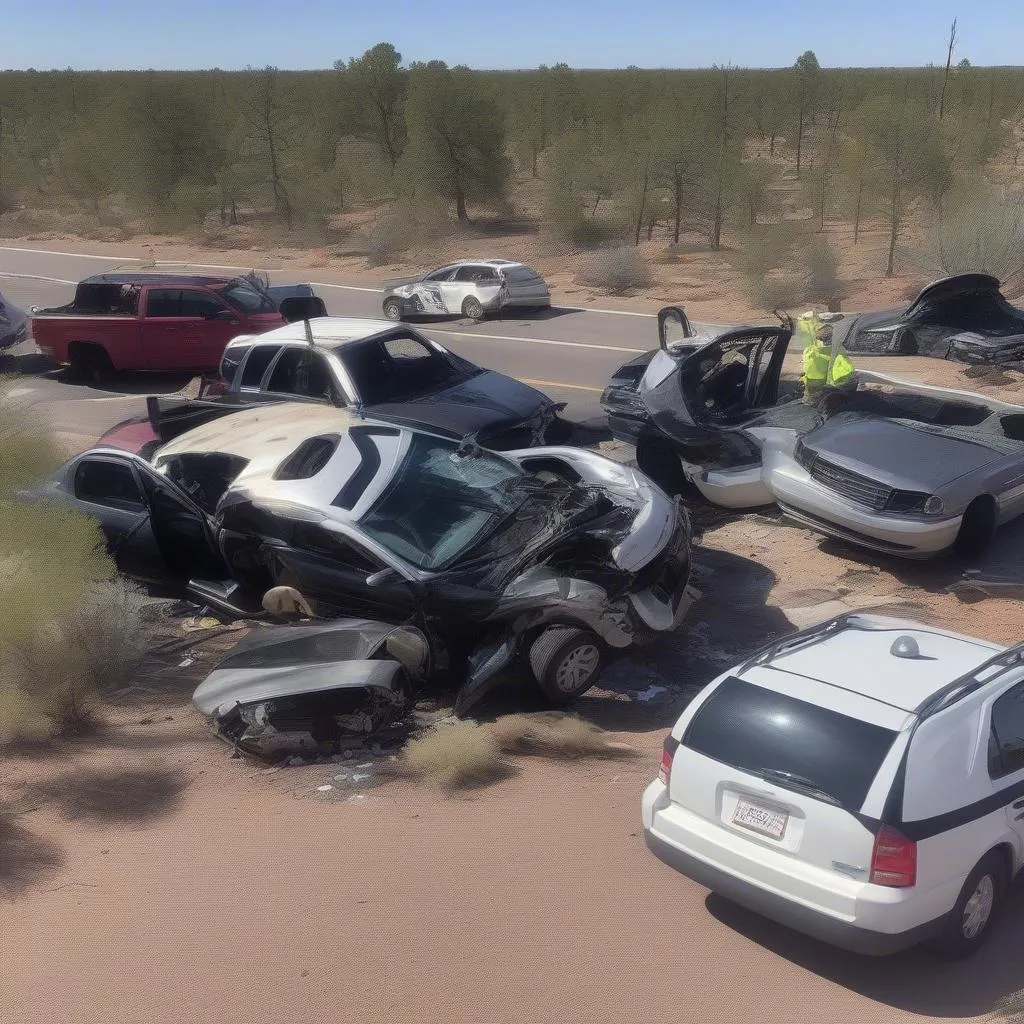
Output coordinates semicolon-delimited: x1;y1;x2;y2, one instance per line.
642;613;1024;957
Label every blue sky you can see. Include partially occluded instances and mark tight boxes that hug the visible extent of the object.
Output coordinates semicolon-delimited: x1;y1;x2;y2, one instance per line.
5;0;1024;71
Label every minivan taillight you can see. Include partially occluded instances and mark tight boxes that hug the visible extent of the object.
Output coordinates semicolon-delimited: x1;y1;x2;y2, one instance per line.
870;825;917;887
658;735;679;786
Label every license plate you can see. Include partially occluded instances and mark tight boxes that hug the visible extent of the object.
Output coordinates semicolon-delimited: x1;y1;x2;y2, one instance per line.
732;798;789;840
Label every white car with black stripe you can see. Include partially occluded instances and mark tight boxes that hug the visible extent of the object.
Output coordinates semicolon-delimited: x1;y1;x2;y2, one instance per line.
643;613;1024;958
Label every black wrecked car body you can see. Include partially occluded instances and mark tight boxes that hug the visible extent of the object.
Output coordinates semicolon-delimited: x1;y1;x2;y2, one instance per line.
834;273;1024;364
22;404;696;733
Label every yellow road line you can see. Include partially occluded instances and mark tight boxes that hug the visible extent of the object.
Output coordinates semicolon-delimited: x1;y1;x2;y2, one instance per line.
521;377;604;393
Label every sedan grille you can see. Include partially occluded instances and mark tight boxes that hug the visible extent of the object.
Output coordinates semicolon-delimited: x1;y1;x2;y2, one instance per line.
807;455;893;512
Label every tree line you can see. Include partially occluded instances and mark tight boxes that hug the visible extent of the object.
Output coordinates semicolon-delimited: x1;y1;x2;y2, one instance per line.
0;44;1023;285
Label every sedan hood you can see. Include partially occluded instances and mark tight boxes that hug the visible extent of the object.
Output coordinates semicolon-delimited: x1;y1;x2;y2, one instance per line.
802;412;1002;492
368;370;554;442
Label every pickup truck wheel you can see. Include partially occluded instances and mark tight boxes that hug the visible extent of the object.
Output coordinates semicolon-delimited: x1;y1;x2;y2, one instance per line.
382;297;404;321
67;344;114;385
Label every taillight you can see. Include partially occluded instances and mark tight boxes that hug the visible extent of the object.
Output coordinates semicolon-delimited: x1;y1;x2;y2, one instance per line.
658;735;679;786
870;825;917;887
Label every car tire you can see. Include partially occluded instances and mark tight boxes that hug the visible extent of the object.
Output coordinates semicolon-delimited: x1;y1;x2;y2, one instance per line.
382;297;404;321
462;296;485;321
894;327;918;355
67;343;114;385
529;627;606;704
928;852;1007;959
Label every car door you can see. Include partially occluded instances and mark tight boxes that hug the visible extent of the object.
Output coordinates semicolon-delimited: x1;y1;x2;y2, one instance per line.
415;266;459;315
639;326;789;449
986;680;1024;850
261;346;345;406
449;264;492;310
273;522;418;622
68;455;172;582
499;265;548;307
142;287;239;371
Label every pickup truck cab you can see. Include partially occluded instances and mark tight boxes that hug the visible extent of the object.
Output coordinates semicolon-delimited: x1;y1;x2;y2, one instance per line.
30;273;300;381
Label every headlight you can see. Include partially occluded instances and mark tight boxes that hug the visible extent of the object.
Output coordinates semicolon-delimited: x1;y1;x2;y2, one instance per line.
884;490;943;515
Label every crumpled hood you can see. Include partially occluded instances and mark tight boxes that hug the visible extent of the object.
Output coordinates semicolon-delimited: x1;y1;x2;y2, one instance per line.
802;412;1001;492
368;370;554;441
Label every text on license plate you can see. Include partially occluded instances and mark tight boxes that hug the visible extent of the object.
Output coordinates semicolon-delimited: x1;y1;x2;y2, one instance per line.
732;798;789;840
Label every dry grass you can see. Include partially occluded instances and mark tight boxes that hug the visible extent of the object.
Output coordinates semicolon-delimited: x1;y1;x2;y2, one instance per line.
581;247;655;295
395;721;516;792
394;712;637;793
488;711;639;761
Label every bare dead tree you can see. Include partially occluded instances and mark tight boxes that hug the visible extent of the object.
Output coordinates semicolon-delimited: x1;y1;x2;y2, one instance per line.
938;18;957;121
710;64;732;250
818;85;843;232
252;66;292;230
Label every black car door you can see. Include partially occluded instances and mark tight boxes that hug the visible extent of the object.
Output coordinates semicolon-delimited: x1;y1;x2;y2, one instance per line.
269;522;418;622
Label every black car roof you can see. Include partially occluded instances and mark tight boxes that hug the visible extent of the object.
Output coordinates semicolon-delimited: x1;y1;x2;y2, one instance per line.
81;273;235;287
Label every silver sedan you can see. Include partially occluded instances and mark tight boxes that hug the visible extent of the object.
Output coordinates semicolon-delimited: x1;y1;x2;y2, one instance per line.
381;259;551;321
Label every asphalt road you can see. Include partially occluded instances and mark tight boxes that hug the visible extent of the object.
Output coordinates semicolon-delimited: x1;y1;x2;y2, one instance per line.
0;244;701;442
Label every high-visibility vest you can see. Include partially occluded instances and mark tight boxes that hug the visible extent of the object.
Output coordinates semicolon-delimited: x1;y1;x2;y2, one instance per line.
802;338;855;387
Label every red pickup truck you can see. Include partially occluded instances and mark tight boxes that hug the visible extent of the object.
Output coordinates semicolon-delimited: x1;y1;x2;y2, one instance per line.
30;273;314;382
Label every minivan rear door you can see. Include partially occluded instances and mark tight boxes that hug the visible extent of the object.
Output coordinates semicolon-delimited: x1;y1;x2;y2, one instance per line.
668;672;906;900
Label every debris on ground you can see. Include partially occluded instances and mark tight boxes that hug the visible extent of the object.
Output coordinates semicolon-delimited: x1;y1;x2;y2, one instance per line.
947;570;1024;600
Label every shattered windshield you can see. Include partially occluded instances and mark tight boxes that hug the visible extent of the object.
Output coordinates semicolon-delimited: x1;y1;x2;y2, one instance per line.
218;279;279;314
359;435;526;570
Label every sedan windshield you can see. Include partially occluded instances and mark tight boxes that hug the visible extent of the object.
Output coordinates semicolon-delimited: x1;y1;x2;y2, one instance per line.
218;279;279;314
359;434;525;569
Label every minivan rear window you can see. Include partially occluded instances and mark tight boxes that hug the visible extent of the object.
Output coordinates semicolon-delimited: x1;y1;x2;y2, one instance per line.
682;676;898;810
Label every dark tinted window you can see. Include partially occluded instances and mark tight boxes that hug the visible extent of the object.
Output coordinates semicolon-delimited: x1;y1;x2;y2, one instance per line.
218;279;278;314
146;289;180;317
265;348;335;401
240;346;281;388
423;267;456;282
454;265;497;282
503;266;542;283
989;683;1024;778
221;345;250;382
337;336;466;406
73;459;146;511
179;289;228;318
682;676;899;810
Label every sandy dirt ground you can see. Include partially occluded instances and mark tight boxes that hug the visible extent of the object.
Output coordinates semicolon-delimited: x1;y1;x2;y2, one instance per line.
4;231;1024;1023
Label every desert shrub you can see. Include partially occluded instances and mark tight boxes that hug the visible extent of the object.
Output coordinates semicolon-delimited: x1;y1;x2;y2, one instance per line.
0;377;147;737
581;247;654;295
396;721;514;791
800;235;846;309
361;214;414;267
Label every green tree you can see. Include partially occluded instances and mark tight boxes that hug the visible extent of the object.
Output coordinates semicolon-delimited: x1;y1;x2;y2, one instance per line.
335;42;407;170
792;50;821;178
400;62;510;223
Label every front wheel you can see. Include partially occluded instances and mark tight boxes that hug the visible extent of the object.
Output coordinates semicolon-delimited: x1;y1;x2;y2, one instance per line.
382;297;404;321
67;344;114;385
529;627;606;704
462;296;485;321
929;853;1007;959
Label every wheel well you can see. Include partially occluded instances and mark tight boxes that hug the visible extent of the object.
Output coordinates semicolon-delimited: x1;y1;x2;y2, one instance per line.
68;340;106;358
953;494;997;556
990;842;1017;882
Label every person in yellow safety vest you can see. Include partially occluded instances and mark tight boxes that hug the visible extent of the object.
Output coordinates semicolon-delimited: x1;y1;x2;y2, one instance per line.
798;310;854;402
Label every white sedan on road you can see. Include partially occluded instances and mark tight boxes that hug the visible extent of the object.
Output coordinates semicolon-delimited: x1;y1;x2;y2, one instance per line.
381;259;552;322
644;612;1024;958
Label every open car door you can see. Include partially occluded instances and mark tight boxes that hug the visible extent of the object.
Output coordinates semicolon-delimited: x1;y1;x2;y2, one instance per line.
639;324;792;451
658;306;697;355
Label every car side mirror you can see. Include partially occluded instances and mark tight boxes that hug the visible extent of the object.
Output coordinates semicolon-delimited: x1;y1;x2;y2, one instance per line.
366;567;401;587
